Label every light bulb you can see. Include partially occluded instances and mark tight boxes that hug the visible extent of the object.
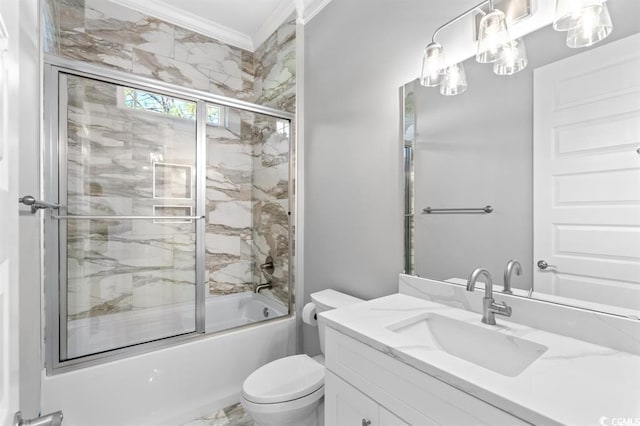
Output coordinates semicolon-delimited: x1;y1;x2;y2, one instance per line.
420;42;446;87
440;63;468;96
476;9;511;63
566;2;612;47
494;38;528;75
554;0;605;31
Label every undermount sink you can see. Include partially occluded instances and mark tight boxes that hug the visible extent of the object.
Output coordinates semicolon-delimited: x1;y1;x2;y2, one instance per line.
386;313;548;377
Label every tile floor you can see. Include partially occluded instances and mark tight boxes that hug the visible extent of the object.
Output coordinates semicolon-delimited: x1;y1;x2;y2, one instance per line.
181;403;252;426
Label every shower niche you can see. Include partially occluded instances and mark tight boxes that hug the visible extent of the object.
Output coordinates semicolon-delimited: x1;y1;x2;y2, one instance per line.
44;64;293;370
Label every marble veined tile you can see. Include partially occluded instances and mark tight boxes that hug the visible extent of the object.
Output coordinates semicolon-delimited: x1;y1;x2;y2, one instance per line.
206;234;241;256
206;168;241;191
181;403;252;426
254;14;296;112
58;0;85;33
252;166;289;201
207;141;253;172
131;280;194;309
174;27;253;100
67;272;133;318
85;0;176;58
208;201;252;230
59;29;134;71
174;28;241;67
211;261;252;286
85;0;145;25
133;49;211;92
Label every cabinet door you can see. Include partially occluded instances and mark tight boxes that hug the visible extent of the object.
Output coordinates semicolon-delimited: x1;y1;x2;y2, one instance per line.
325;370;378;426
380;407;410;426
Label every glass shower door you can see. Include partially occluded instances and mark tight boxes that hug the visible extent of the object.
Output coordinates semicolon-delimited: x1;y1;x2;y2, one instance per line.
58;74;201;360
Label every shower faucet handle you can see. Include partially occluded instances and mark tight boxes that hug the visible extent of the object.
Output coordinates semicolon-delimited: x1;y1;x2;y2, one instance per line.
260;256;275;275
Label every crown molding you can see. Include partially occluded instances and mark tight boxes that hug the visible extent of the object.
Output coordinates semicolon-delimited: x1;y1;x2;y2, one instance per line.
299;0;334;24
109;0;334;52
252;0;297;50
108;0;254;51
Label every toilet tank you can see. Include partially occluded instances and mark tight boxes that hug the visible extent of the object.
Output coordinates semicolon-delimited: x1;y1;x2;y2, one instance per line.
310;289;363;355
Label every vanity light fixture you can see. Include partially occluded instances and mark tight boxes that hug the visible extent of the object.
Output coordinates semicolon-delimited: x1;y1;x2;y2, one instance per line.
419;0;614;96
419;0;527;96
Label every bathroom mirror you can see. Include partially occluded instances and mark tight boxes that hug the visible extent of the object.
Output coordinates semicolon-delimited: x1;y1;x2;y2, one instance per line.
403;0;640;318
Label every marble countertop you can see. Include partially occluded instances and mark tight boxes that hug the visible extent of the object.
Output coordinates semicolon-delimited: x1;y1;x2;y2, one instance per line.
320;293;640;426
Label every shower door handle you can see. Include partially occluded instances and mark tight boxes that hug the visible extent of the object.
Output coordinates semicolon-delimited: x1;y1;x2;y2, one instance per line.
19;195;61;214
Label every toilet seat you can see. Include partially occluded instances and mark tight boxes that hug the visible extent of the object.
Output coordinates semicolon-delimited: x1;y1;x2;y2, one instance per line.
241;354;324;404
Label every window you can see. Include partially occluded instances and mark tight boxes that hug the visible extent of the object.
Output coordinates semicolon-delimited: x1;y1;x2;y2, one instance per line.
122;87;222;126
207;105;221;126
276;120;290;137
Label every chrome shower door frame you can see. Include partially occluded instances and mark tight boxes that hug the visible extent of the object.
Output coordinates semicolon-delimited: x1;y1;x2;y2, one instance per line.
43;57;295;374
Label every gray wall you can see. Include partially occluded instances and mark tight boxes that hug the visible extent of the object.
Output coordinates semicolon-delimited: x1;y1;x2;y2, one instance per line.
302;0;430;354
413;52;533;288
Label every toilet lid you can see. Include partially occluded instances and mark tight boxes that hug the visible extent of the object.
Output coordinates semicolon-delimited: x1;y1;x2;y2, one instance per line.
242;354;324;404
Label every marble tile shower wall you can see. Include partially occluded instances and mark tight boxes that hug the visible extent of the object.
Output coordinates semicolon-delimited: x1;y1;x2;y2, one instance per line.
45;0;255;99
254;15;296;113
45;0;296;311
252;15;296;304
205;109;255;296
251;116;291;304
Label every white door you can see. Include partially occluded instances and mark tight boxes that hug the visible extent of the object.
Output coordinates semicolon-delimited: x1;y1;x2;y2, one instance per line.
0;2;20;425
533;33;640;313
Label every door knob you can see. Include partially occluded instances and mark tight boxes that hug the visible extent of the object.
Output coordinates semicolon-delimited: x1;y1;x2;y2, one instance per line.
362;419;372;426
537;260;556;270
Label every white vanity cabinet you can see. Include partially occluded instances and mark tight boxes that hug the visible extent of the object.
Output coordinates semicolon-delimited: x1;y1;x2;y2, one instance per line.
324;327;529;426
325;370;409;426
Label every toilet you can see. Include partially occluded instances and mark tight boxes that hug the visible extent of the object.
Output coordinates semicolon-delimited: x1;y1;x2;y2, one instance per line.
240;289;363;426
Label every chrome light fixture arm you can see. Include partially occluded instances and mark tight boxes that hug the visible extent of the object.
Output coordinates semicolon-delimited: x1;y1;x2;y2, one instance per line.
431;0;491;43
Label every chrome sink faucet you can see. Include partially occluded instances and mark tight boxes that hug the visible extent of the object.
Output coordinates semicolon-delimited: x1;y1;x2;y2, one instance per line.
466;268;512;325
503;259;522;294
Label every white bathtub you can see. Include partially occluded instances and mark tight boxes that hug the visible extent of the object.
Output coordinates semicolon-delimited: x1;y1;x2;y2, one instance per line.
44;292;295;426
67;292;288;358
205;291;288;333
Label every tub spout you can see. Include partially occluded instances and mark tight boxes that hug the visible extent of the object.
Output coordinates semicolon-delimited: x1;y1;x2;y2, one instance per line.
254;282;272;293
